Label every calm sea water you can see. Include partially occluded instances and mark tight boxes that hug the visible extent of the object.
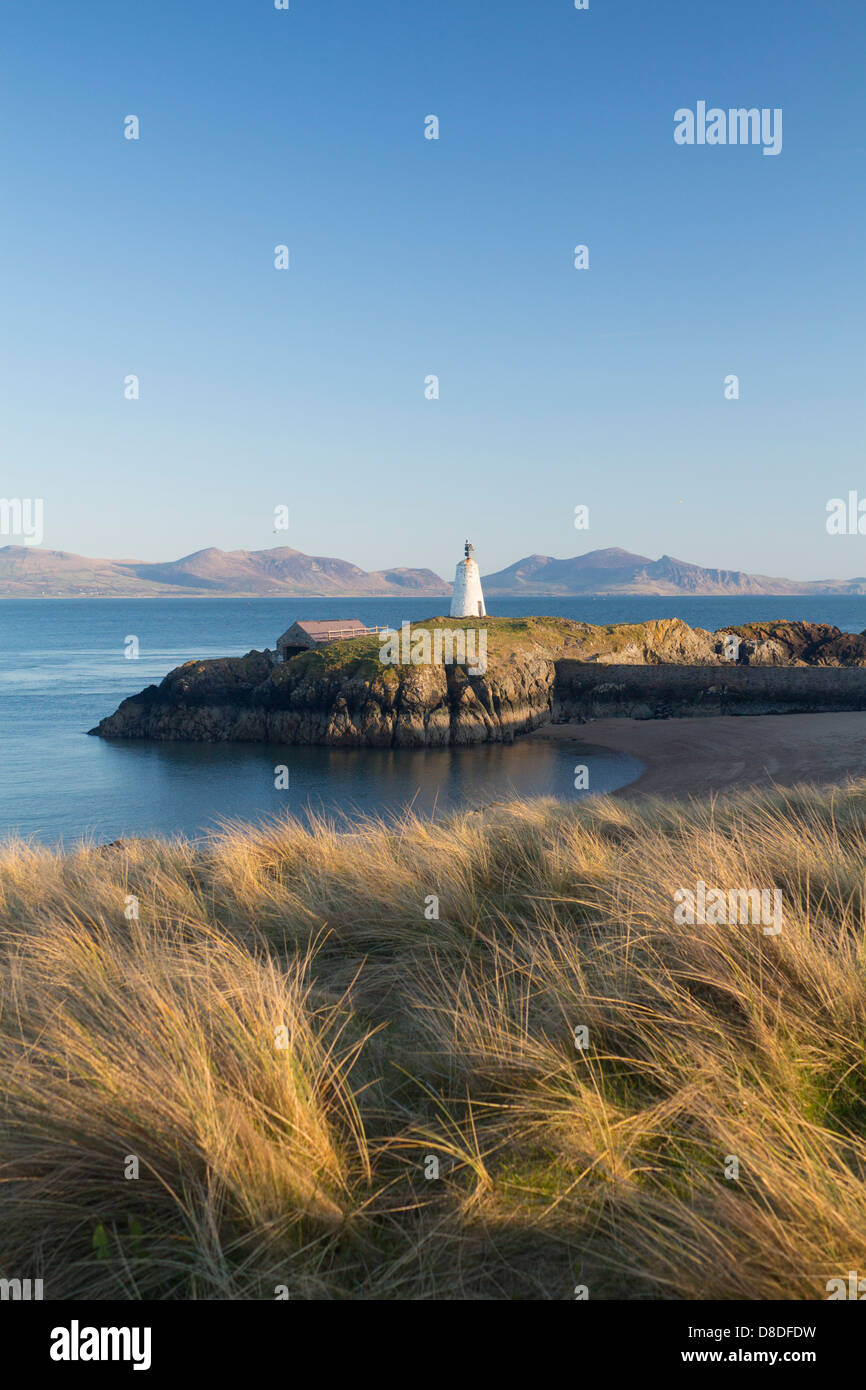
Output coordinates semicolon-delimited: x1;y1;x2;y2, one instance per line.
3;593;865;846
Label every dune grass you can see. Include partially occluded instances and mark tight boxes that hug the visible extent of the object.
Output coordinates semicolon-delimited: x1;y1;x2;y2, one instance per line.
1;781;865;1299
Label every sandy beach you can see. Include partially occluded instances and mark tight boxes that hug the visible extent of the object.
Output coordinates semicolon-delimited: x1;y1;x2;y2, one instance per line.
530;711;866;800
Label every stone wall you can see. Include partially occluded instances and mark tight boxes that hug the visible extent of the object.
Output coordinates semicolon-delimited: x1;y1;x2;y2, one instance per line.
553;661;866;722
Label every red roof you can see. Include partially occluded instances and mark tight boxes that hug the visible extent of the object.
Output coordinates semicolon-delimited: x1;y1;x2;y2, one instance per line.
294;619;366;638
277;619;372;648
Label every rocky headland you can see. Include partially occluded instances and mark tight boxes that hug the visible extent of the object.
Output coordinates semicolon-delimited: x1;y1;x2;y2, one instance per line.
90;617;866;748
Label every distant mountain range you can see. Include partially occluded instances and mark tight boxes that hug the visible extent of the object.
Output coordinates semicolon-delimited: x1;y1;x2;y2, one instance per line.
482;548;866;597
2;543;866;599
0;546;450;598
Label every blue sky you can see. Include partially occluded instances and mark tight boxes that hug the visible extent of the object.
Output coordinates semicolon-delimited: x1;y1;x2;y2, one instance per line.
1;0;864;580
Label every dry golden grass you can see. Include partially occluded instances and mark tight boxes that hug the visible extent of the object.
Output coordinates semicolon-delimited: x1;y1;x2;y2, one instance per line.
1;782;865;1299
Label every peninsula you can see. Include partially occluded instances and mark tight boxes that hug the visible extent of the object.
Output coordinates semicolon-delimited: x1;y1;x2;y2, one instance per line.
91;616;866;748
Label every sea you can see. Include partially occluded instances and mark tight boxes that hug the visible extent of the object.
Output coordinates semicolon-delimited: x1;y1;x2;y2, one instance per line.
3;593;866;846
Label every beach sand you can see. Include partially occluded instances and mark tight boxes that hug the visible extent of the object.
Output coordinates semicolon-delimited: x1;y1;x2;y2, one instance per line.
529;712;866;800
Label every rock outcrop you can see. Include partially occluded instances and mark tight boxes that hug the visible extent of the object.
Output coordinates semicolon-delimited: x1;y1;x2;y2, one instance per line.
91;630;559;748
90;618;866;747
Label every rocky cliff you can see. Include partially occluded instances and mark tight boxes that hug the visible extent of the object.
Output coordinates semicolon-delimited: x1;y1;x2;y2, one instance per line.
91;618;570;747
91;618;866;747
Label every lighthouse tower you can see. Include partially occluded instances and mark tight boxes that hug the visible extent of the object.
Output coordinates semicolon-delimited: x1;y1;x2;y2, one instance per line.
450;540;486;618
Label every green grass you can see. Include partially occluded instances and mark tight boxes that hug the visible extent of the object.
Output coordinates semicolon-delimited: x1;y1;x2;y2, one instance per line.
284;615;593;683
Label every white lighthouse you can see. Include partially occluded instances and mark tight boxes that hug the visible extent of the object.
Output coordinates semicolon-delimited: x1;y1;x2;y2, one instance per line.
450;540;486;618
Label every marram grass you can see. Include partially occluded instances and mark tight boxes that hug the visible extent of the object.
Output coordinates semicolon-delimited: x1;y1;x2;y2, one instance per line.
1;783;865;1299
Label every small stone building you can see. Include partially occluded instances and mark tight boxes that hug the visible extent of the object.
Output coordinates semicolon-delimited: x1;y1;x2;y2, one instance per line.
276;618;374;661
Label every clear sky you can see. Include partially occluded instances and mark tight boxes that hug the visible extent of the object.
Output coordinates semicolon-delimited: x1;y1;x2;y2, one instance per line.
1;0;864;580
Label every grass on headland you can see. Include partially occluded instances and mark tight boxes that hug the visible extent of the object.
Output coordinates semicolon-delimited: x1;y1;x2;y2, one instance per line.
284;614;589;681
1;782;865;1299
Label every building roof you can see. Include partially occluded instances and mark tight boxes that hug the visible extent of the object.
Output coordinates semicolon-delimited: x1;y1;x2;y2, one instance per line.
277;618;372;649
292;619;366;638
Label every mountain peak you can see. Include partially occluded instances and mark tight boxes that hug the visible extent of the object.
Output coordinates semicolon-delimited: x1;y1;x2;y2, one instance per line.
482;549;841;598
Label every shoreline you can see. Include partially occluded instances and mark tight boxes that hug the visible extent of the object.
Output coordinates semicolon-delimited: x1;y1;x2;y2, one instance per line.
530;711;866;800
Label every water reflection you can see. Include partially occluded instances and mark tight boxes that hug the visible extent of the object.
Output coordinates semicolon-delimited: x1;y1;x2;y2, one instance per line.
81;736;644;844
